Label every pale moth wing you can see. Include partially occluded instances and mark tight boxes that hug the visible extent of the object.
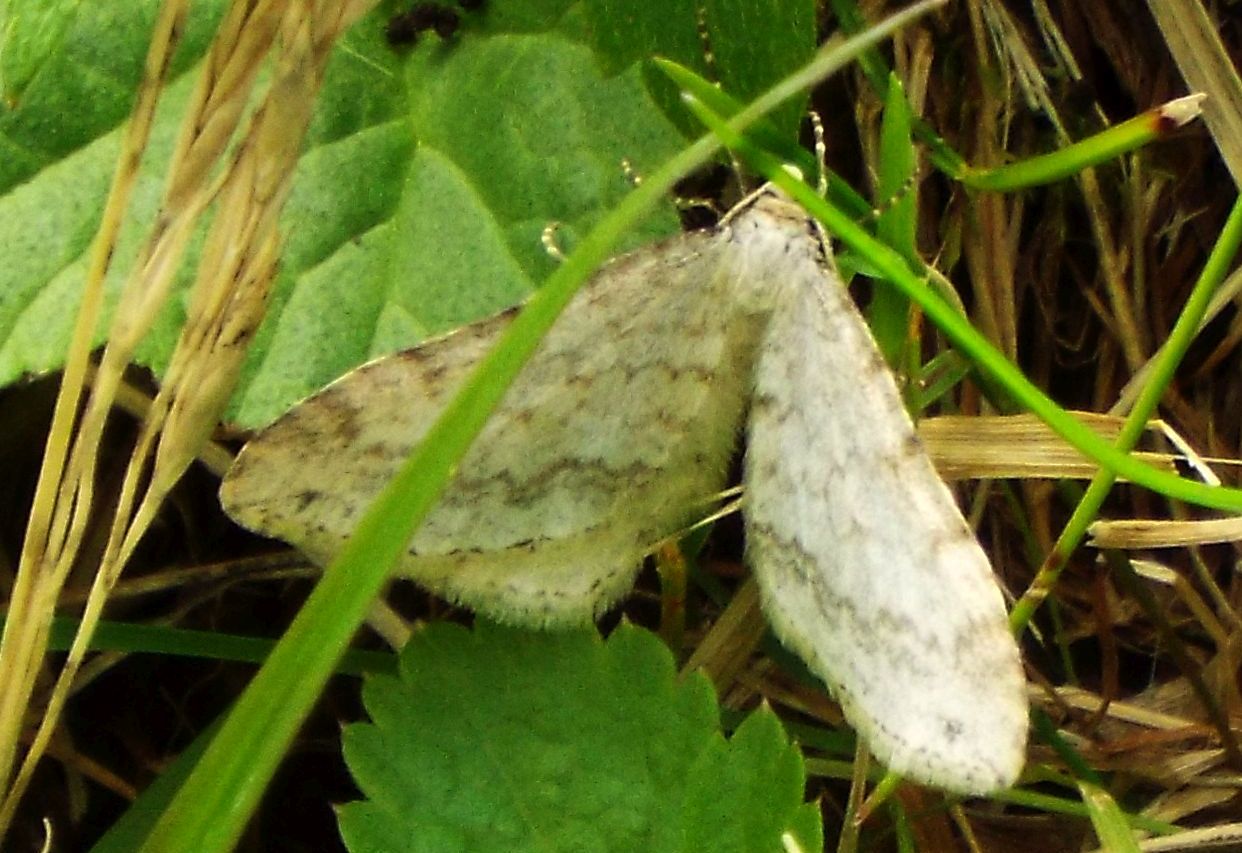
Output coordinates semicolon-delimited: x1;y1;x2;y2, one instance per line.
732;196;1027;793
220;190;1028;793
222;227;766;624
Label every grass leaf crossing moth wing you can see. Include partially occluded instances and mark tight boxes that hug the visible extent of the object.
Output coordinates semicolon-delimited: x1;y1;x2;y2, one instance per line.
220;190;1028;793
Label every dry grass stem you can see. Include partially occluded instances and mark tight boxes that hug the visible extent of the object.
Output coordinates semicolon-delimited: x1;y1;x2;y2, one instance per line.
0;0;192;819
1145;0;1242;185
0;0;372;836
920;412;1177;480
1091;518;1242;549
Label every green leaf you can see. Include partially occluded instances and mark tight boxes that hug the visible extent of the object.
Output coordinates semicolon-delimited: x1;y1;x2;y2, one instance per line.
0;0;79;105
0;0;224;187
338;622;820;852
698;0;816;138
1079;781;1142;853
683;710;822;852
235;0;817;426
584;0;814;141
0;1;714;424
0;0;226;382
0;1;819;426
232;18;690;426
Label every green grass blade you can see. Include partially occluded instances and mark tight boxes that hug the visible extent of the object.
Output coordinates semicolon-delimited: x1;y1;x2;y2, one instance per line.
16;616;396;677
1079;781;1143;853
990;786;1178;836
868;72;918;367
90;720;221;853
959;95;1205;191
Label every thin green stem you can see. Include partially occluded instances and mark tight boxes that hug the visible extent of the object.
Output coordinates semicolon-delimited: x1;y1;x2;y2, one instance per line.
959;95;1204;191
1008;193;1242;632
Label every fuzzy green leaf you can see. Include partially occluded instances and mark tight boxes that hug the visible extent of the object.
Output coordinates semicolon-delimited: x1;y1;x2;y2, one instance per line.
338;622;820;852
0;1;818;429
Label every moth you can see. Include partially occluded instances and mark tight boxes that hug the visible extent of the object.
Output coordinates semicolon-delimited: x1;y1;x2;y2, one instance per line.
220;190;1028;794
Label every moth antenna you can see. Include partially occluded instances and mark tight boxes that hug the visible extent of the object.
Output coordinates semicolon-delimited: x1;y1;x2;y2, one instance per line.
695;5;720;88
694;5;748;190
809;110;829;197
540;221;566;262
620;157;642;187
869;170;919;222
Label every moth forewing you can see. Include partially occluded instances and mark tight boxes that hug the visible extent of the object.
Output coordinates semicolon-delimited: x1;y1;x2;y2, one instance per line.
734;197;1026;793
222;224;762;624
